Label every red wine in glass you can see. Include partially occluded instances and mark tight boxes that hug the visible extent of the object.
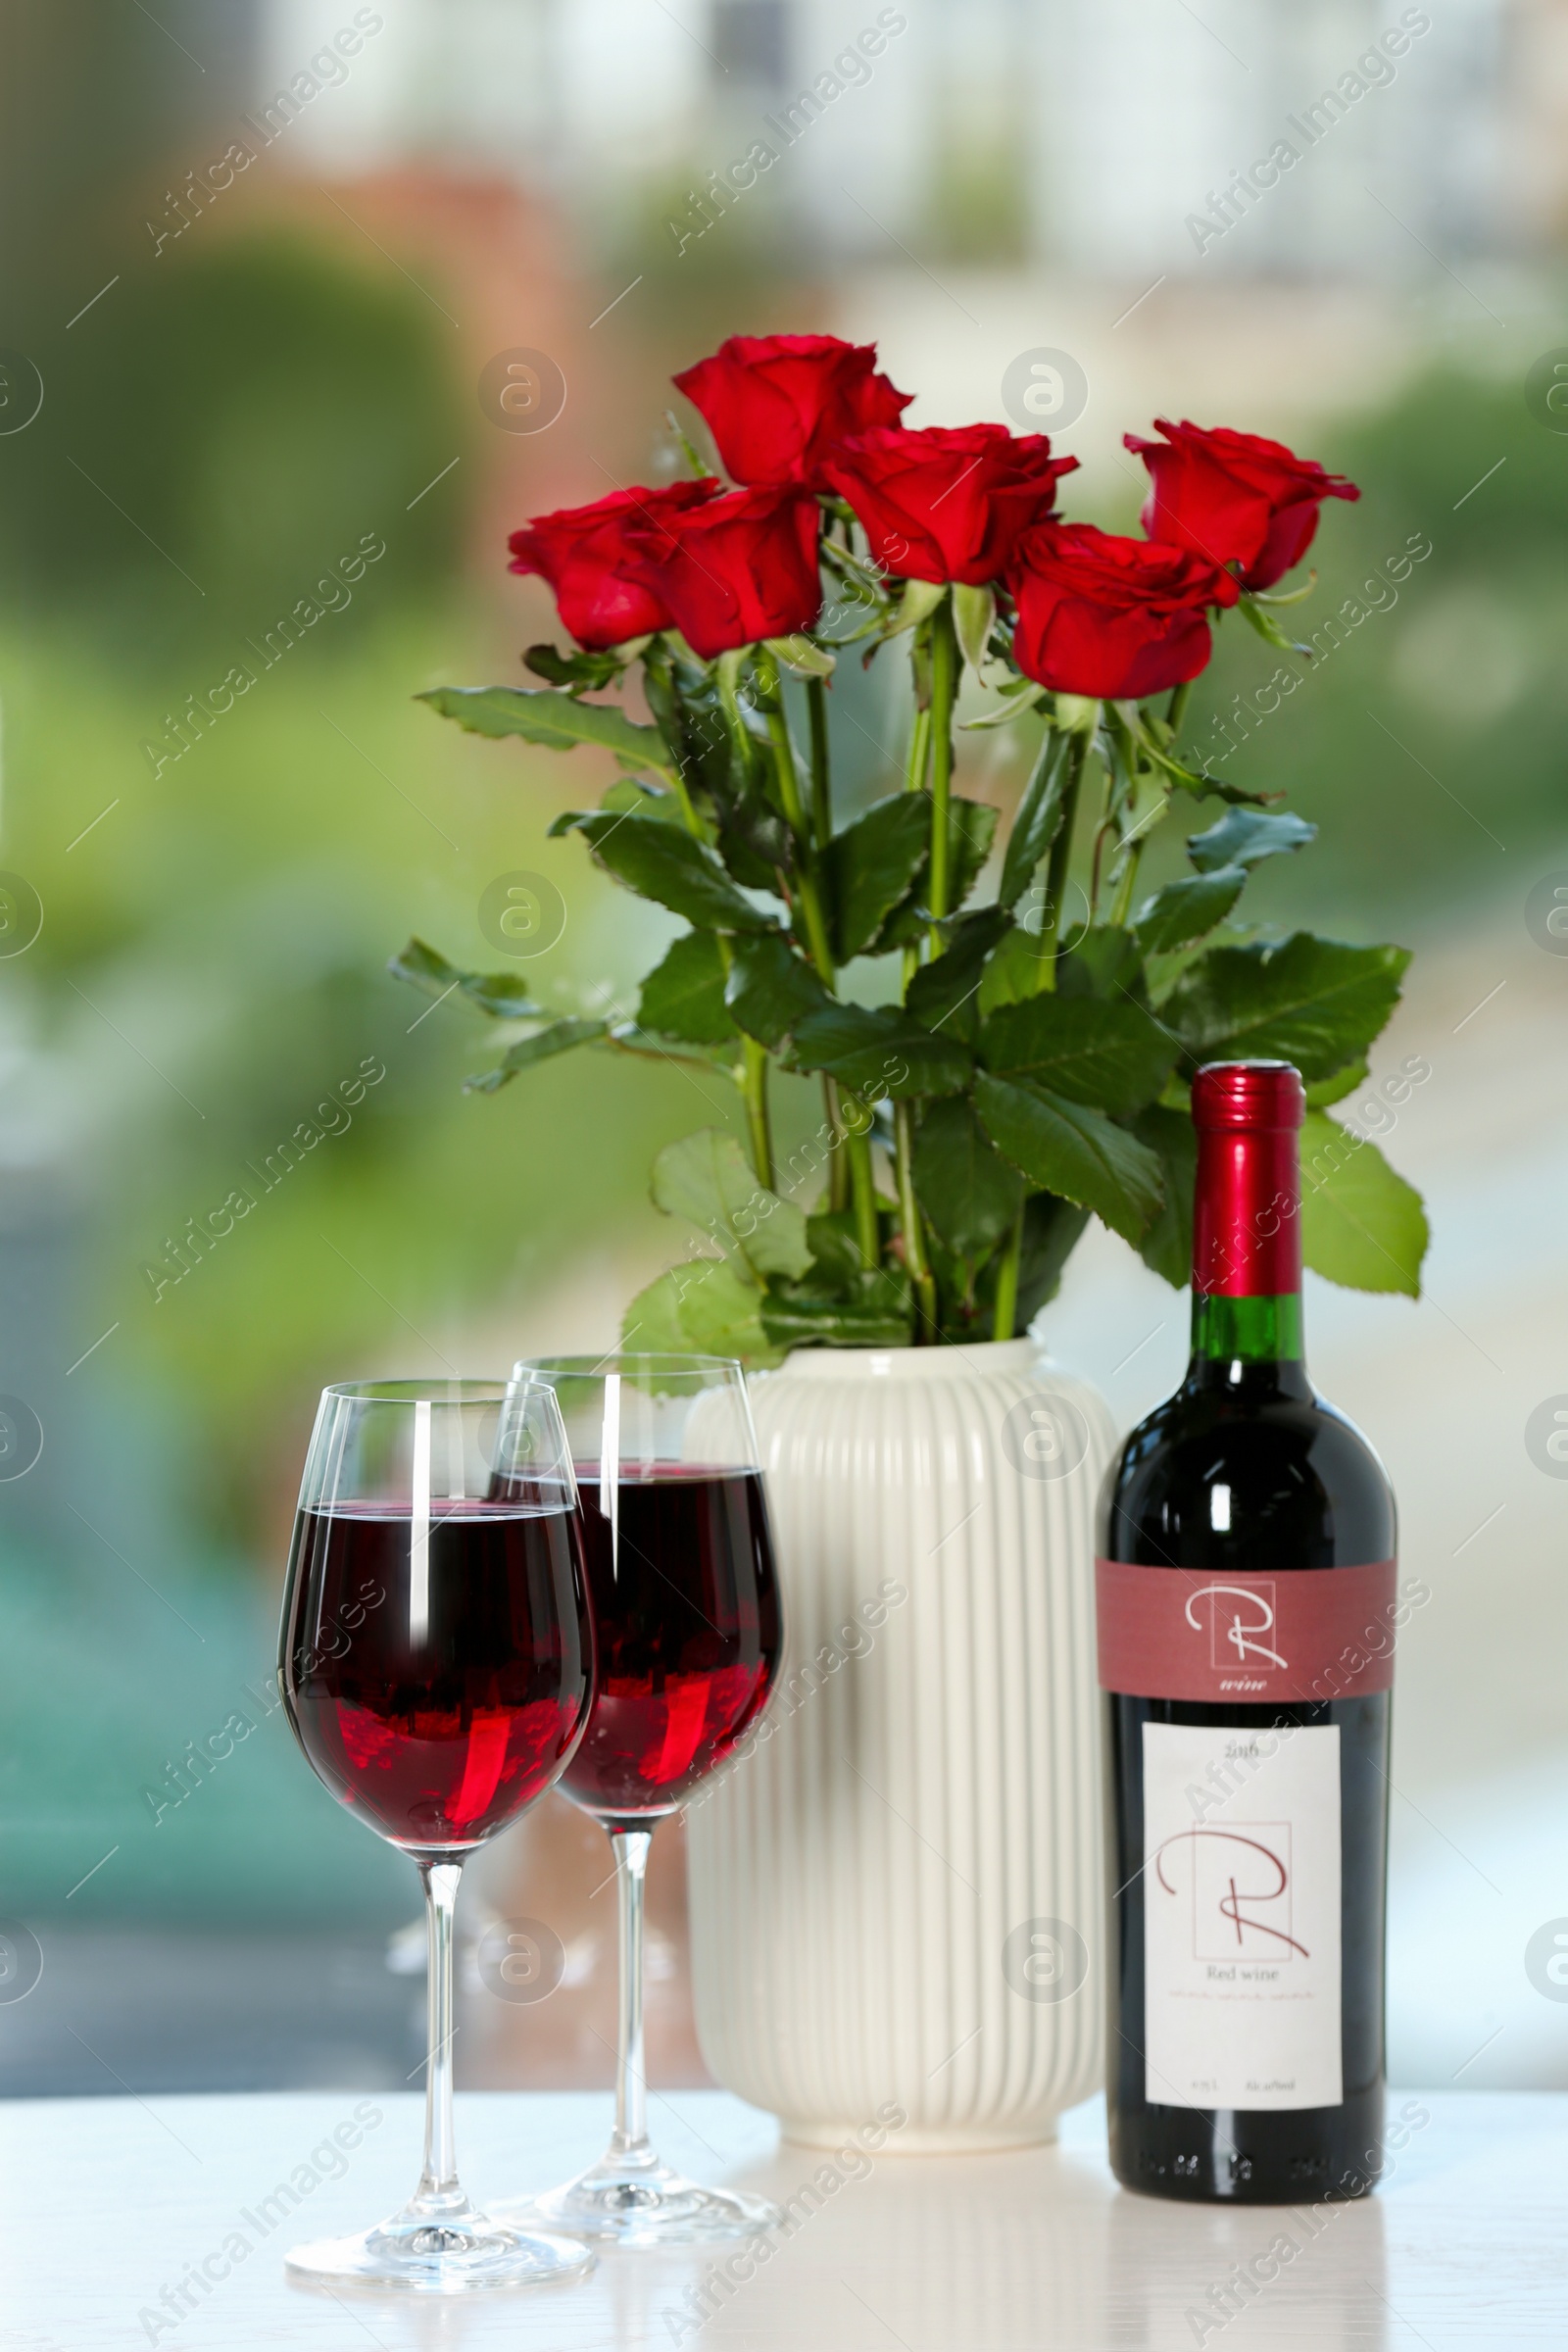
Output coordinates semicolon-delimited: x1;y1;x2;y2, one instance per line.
496;1355;784;2246
558;1465;781;1826
275;1378;595;2294
283;1498;590;1850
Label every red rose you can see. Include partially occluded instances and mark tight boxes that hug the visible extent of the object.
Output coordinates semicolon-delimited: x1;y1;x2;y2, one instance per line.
622;484;822;660
673;332;911;486
821;423;1078;586
1005;521;1236;700
1125;417;1359;590
508;481;721;649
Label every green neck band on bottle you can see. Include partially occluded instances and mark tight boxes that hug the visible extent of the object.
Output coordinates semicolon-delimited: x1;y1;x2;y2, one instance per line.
1191;1292;1303;1364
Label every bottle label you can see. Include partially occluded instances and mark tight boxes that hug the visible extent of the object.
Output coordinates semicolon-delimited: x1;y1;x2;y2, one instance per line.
1096;1558;1397;1703
1142;1720;1343;2110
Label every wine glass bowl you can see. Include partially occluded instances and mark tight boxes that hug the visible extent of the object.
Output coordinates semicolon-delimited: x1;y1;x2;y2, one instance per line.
540;1359;780;1828
276;1378;596;2293
501;1353;784;2245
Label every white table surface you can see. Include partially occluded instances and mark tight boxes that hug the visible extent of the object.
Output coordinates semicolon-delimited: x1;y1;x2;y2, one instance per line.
5;2086;1564;2348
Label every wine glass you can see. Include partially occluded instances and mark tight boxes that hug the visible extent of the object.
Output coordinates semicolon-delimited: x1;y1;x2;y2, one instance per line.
276;1378;596;2293
499;1353;783;2244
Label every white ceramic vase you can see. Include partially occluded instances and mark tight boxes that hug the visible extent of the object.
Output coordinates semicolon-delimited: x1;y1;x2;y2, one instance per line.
686;1337;1114;2152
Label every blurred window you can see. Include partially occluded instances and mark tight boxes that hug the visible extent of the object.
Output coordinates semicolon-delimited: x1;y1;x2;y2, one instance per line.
710;0;788;94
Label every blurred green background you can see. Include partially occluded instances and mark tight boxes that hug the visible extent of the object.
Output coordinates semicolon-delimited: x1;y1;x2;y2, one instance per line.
1;0;1565;2091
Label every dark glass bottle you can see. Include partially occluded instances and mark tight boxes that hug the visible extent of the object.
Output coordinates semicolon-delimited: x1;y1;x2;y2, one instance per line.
1099;1060;1396;2203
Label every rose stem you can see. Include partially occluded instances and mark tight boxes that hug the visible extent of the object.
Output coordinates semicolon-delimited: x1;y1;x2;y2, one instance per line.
805;670;852;1205
991;1201;1026;1342
659;697;774;1192
761;655;880;1263
741;1036;776;1192
893;1099;937;1339
901;693;933;999
925;596;958;957
807;675;832;846
1031;732;1087;993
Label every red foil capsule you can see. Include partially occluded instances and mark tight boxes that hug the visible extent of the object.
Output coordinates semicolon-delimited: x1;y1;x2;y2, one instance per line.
1190;1059;1305;1297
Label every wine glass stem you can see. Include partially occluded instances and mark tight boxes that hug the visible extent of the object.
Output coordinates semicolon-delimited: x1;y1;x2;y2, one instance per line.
609;1828;654;2160
415;1859;465;2213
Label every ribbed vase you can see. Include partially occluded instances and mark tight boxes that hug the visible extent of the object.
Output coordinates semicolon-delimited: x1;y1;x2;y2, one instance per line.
687;1338;1113;2151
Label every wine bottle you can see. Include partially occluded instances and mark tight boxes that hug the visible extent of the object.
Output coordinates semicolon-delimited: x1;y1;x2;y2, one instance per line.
1099;1059;1396;2203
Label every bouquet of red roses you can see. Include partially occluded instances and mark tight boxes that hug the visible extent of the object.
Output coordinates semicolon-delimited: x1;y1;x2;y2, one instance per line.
396;333;1426;1351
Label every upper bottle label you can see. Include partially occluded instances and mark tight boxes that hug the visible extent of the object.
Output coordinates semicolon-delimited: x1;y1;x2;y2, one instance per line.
1097;1558;1398;1703
1191;1060;1304;1298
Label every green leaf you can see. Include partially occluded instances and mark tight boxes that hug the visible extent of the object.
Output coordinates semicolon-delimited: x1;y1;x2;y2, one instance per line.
618;1264;699;1353
715;780;795;890
621;1259;779;1365
708;690;798;884
389;937;547;1021
647;662;793;885
979;995;1175;1116
465;1017;608;1093
418;684;670;771
1173;768;1281;809
913;1098;1024;1259
1133;866;1247;955
650;1129;812;1284
804;1209;867;1290
906;907;1012;1045
603;1025;738;1072
723;932;832;1049
599;777;688;823
549;778;686;840
949;797;1001;908
574;811;777;934
1299;1111;1429;1297
760;1270;914;1350
978;923;1054;1013
975;1073;1164;1243
1056;923;1144;1004
456;974;551;1020
1161;933;1410;1082
1128;1103;1198;1289
999;730;1070;909
1139;731;1278;808
1187;808;1316;873
787;1003;972;1100
1304;1058;1368;1109
637;931;736;1044
643;650;728;798
824;795;933;962
390;936;462;995
870;799;1001;950
522;643;628;693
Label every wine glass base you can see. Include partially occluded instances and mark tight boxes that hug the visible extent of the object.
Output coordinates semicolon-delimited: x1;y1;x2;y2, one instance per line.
503;2158;781;2247
285;2209;596;2294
